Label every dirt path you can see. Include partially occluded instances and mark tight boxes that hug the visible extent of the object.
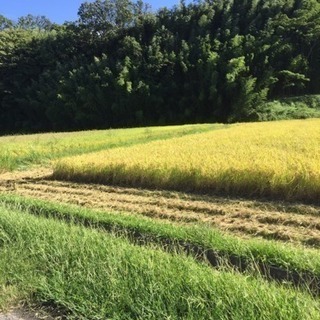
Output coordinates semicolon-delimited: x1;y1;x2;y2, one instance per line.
0;310;34;320
0;308;54;320
1;168;320;247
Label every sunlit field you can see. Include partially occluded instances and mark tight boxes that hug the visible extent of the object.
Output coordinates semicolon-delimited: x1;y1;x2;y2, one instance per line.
0;124;218;171
54;119;320;202
2;119;320;318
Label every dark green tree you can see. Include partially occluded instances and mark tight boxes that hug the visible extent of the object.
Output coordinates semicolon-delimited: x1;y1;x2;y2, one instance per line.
17;14;53;30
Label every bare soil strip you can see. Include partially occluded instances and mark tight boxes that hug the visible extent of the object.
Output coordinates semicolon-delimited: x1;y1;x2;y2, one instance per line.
0;308;54;320
1;168;320;247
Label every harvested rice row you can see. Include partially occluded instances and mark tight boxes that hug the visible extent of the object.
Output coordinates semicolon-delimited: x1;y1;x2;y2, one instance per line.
1;176;320;246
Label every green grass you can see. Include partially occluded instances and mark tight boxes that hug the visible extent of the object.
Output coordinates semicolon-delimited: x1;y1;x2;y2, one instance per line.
0;123;223;171
256;95;320;121
0;204;319;319
1;194;320;285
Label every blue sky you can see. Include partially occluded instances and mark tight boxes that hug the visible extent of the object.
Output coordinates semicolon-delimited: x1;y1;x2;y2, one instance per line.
0;0;188;24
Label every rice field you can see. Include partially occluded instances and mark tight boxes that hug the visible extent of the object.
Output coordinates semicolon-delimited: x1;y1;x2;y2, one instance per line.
0;123;218;171
54;119;320;202
1;119;320;318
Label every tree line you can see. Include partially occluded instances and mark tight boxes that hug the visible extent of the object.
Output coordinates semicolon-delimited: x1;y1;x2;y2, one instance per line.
0;0;319;133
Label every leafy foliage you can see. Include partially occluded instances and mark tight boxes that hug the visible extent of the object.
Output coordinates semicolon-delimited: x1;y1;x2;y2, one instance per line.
0;0;320;133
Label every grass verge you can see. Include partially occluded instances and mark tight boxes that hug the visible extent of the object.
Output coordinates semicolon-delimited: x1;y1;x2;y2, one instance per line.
1;194;320;294
0;204;320;319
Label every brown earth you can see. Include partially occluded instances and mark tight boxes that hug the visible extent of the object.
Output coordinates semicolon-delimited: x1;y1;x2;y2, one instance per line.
1;167;320;247
0;307;55;320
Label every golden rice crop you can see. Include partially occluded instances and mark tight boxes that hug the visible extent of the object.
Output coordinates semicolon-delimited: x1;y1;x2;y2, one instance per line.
0;124;214;171
54;119;320;201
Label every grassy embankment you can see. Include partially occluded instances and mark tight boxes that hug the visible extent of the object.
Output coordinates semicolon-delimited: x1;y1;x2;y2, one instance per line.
0;123;220;172
1;203;320;319
54;119;320;203
1;194;320;291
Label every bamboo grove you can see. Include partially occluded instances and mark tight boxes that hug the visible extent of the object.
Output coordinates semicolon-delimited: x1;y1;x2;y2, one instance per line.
0;0;320;133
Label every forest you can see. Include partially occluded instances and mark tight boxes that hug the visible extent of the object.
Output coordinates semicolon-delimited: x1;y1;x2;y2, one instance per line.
0;0;320;133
